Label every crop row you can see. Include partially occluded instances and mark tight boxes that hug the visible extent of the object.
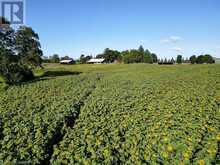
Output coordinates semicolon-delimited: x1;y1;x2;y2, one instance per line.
0;73;101;164
51;65;220;164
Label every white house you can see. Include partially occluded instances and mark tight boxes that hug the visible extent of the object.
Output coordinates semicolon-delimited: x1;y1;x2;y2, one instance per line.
87;58;105;64
60;59;75;64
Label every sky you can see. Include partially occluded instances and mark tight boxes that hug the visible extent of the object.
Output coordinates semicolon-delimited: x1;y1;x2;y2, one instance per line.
24;0;220;59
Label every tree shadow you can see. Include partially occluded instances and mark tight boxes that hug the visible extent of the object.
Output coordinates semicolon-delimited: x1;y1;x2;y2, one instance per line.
1;70;83;89
40;70;82;78
10;70;82;87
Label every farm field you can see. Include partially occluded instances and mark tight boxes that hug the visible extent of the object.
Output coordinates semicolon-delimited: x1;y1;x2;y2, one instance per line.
0;64;220;164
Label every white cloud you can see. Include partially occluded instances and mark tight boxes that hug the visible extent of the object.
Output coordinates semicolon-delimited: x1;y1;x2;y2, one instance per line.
161;36;182;44
170;47;184;53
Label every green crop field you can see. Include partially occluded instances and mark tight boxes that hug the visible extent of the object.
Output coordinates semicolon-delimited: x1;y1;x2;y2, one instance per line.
0;64;220;165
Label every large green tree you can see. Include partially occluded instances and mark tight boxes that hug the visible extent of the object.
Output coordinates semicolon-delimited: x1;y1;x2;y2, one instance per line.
0;17;42;84
16;26;43;68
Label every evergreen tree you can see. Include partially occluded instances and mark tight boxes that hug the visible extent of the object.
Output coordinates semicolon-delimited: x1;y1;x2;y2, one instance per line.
176;55;182;64
138;45;145;62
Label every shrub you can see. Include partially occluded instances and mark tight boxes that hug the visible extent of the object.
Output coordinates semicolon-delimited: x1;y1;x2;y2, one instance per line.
0;63;34;84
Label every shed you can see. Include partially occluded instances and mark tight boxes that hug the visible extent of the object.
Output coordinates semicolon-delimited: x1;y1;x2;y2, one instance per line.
60;59;75;64
87;58;105;64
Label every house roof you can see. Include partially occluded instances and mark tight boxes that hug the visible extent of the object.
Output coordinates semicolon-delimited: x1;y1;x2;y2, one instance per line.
60;60;73;63
88;58;105;63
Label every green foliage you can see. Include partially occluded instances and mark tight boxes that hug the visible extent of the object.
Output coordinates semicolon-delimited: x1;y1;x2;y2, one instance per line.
176;55;182;64
0;73;100;164
16;26;43;68
1;64;219;164
80;54;92;64
122;49;142;63
0;17;42;84
0;63;34;84
190;55;197;64
151;53;158;63
194;55;215;64
60;56;73;61
92;46;157;64
49;64;220;164
122;46;156;64
96;48;121;63
144;49;153;63
196;55;205;64
203;54;215;64
43;54;60;63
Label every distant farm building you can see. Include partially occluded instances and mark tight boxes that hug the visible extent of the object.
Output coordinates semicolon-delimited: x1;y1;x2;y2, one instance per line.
60;59;75;64
87;58;105;64
214;57;220;64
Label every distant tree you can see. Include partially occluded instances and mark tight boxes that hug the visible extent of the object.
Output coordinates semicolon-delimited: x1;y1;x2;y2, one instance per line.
194;54;215;64
61;56;72;60
122;50;137;64
190;55;197;64
128;49;140;63
151;53;158;63
203;54;215;64
138;45;145;62
16;26;43;68
122;47;154;64
75;59;81;64
80;54;92;64
171;58;175;63
164;58;167;63
184;57;190;63
196;55;204;64
144;49;153;63
50;54;60;63
42;56;50;63
96;48;121;63
176;55;182;64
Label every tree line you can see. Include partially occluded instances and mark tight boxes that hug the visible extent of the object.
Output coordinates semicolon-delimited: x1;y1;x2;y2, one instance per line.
46;46;158;64
42;55;75;63
46;47;215;65
0;17;42;84
80;46;158;64
79;47;215;64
